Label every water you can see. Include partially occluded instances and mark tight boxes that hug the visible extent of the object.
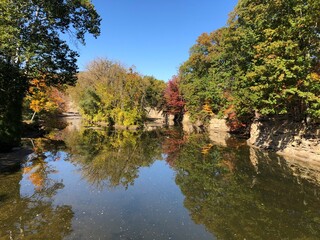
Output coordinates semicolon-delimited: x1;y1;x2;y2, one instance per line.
0;127;319;239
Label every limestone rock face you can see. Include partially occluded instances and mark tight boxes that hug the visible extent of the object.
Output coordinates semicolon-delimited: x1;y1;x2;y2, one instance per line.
145;107;174;126
248;118;320;161
207;118;230;147
146;108;164;122
182;113;203;133
209;118;229;133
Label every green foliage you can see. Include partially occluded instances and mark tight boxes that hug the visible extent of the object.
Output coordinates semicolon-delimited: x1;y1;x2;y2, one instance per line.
0;0;101;84
179;0;320;122
144;76;167;109
0;0;101;150
63;128;164;189
230;0;320;119
69;58;166;126
179;30;230;121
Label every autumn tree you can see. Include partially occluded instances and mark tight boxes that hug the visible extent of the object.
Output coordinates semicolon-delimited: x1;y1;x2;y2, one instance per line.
163;76;185;123
0;0;101;150
69;58;166;126
179;29;231;122
25;78;66;121
179;0;320;125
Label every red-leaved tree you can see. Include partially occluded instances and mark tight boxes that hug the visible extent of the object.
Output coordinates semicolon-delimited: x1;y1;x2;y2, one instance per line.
163;76;185;122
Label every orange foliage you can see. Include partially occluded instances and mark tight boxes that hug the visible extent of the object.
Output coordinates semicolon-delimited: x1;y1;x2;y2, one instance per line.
29;172;44;190
202;100;213;115
26;77;66;114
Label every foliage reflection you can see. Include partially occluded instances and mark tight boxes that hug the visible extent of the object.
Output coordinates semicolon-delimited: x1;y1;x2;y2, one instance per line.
0;145;73;239
64;128;164;189
171;134;320;239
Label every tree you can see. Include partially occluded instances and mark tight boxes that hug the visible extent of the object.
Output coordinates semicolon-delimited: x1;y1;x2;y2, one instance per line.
0;0;101;150
25;78;66;121
143;76;166;110
229;0;320;119
179;0;320;124
163;76;185;123
179;29;231;122
0;61;27;150
69;58;166;126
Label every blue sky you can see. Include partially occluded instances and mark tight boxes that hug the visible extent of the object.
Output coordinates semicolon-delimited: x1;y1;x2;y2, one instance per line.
74;0;238;81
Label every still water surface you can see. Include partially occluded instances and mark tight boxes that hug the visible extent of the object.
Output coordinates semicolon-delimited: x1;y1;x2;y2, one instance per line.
0;127;319;239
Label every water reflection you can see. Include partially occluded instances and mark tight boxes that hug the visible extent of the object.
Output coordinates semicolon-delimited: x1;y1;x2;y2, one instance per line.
0;144;73;239
171;134;320;239
63;129;164;189
0;126;319;239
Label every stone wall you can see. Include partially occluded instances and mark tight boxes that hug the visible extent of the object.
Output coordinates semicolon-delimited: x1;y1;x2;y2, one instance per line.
145;108;174;130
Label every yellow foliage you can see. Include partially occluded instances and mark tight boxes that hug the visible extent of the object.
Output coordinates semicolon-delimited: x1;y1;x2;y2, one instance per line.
310;72;320;81
202;101;213;114
201;143;213;155
26;78;65;113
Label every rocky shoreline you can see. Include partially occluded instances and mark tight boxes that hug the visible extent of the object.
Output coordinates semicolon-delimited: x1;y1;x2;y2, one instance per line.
247;117;320;162
180;113;320;162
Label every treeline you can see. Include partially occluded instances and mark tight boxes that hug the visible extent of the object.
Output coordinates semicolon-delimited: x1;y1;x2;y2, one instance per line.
177;0;320;125
1;0;319;150
68;59;166;126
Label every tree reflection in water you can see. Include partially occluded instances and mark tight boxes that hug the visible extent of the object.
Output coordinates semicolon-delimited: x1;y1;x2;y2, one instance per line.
170;134;320;239
64;128;165;189
1;127;319;239
0;139;73;239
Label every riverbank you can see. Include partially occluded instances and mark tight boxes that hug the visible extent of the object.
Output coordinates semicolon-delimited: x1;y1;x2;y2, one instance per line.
15;112;320;165
0;147;32;173
181;114;320;162
248;117;320;162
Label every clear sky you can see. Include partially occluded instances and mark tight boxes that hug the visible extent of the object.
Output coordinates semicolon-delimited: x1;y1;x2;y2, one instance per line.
74;0;238;81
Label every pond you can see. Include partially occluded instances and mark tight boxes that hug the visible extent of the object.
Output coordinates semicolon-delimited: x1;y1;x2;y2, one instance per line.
0;125;320;239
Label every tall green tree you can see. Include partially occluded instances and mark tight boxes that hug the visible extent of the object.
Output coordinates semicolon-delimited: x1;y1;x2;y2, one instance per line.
229;0;320;119
180;0;320;124
0;61;27;150
179;28;231;122
0;0;101;150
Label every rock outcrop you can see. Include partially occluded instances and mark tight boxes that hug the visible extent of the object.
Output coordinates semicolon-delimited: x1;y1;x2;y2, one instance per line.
248;117;320;161
182;113;204;133
207;118;230;147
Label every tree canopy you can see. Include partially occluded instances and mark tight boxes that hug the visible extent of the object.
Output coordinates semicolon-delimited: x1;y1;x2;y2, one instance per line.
179;0;320;123
0;0;101;84
68;58;166;126
0;0;101;150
